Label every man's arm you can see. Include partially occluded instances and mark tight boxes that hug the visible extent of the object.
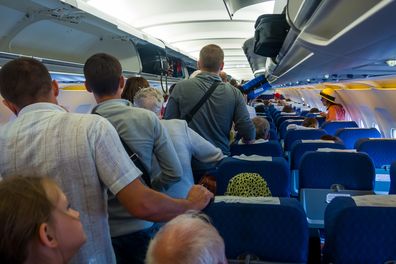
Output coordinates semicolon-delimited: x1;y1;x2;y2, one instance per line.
92;117;212;222
116;179;213;222
186;123;224;163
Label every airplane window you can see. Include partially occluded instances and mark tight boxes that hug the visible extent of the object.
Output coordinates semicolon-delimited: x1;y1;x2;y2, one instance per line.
359;119;365;128
391;128;396;139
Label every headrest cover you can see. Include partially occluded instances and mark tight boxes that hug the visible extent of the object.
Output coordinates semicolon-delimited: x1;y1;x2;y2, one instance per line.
232;155;272;161
352;195;396;207
214;196;280;205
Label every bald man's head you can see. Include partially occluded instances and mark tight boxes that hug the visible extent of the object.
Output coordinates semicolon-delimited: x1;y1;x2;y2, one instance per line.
146;212;227;264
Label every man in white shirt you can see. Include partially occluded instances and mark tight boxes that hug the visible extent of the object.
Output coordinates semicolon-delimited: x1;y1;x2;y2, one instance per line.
0;58;213;264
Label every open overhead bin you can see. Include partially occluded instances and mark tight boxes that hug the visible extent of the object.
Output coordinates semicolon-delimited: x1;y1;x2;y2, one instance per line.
0;0;196;82
248;0;396;87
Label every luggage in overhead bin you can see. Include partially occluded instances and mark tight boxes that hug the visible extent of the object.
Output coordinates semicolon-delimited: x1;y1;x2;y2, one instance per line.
254;14;290;58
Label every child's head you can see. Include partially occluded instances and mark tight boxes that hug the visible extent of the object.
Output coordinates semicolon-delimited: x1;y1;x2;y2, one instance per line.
302;117;319;128
0;176;86;264
252;117;270;140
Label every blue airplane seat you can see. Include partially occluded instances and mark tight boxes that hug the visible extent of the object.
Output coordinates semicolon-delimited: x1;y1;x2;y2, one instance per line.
214;157;290;197
355;138;396;168
323;196;396;264
320;120;358;135
204;197;309;263
290;140;346;171
230;141;283;157
284;129;327;151
279;119;304;139
390;161;396;194
275;115;301;128
289;140;345;196
268;129;279;141
299;151;374;190
334;128;382;149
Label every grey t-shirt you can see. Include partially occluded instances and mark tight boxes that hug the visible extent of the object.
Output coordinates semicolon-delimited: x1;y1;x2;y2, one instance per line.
93;99;182;237
164;72;255;155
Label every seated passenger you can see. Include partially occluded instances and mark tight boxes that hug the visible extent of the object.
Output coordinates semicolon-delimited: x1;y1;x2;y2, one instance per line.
238;117;270;144
321;134;344;144
287;117;318;130
319;88;346;121
301;117;319;128
146;211;227;264
280;104;296;115
134;88;224;199
121;76;150;104
0;176;86;264
309;107;320;114
225;172;272;197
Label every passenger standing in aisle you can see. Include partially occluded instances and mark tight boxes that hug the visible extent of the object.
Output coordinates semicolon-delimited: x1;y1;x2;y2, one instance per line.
164;44;255;154
84;53;185;264
134;87;224;199
0;57;213;264
319;88;346;121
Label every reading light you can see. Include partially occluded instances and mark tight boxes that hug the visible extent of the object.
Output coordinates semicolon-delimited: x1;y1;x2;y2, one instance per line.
386;59;396;67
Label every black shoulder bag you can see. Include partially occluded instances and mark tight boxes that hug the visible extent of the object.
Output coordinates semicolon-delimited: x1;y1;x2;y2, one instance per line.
184;81;221;123
93;112;152;188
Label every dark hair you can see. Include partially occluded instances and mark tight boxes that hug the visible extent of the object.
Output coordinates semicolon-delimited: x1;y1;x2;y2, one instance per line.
0;176;57;264
84;53;122;96
252;117;270;140
229;79;238;87
309;107;320;113
282;105;294;113
199;44;224;72
0;58;52;108
121;77;150;103
320;134;343;144
302;117;318;128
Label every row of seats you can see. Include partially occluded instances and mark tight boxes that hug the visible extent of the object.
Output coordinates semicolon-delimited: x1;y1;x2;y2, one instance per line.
203;195;396;264
216;149;381;197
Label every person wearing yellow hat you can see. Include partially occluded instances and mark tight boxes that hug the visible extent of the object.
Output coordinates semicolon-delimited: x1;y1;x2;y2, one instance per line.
319;88;346;121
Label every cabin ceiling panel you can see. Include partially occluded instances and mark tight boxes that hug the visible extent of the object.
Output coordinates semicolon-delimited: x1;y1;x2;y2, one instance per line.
80;0;276;80
176;39;247;54
142;21;254;44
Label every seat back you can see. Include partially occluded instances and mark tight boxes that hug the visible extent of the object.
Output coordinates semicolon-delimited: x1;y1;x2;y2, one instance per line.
390;161;396;194
268;129;279;141
275;115;301;128
355;138;396;168
299;151;374;190
230;141;283;157
334;128;381;149
215;157;290;197
284;129;327;151
290;140;346;170
324;196;396;264
279;119;304;139
320;121;358;135
205;197;309;263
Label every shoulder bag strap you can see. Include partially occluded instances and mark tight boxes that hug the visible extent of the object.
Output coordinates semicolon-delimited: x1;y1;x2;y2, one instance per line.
184;81;221;123
92;111;152;188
